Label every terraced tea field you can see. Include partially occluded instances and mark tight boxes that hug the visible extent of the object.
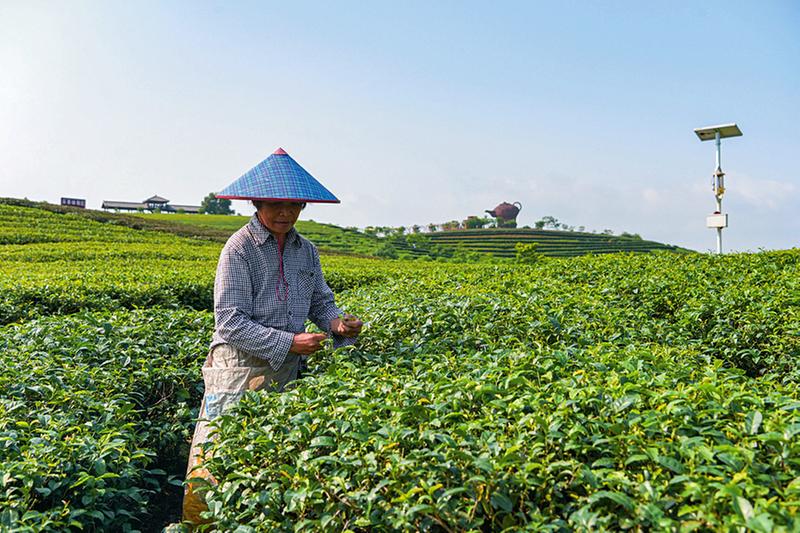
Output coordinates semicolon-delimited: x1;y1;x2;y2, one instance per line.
419;228;686;258
0;200;798;531
134;212;686;259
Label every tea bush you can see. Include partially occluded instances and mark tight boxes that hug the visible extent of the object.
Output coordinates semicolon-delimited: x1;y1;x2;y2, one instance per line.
0;309;212;531
1;202;798;531
203;345;800;531
199;249;800;531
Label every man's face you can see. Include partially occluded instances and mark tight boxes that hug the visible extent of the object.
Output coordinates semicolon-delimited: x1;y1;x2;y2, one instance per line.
256;201;303;236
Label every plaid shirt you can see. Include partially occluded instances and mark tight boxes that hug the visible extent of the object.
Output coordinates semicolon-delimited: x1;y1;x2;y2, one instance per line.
210;214;355;370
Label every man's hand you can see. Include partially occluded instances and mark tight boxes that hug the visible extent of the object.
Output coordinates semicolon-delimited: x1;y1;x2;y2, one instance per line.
290;333;328;355
330;314;363;338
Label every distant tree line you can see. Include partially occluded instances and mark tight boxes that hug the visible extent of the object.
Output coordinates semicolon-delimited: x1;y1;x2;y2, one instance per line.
361;215;642;239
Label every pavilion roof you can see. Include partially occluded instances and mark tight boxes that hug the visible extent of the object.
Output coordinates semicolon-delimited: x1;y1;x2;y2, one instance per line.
144;195;170;203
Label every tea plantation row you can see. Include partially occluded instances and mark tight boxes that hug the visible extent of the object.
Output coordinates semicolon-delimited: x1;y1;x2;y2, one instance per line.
204;346;800;531
195;251;800;531
0;202;798;531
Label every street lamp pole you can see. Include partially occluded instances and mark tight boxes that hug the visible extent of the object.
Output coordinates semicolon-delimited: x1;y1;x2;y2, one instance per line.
694;123;742;254
715;131;723;254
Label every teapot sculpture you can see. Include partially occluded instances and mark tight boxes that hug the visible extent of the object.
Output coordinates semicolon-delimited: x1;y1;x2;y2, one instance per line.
485;201;522;221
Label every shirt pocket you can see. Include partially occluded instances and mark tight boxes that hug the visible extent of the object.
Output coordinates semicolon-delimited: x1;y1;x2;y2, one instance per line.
297;269;316;300
292;269;316;328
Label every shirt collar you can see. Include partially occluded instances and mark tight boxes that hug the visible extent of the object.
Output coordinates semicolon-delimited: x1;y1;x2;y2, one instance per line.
248;214;301;247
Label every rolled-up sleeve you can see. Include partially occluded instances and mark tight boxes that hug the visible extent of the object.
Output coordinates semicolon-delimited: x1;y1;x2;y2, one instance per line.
214;245;295;370
307;247;358;349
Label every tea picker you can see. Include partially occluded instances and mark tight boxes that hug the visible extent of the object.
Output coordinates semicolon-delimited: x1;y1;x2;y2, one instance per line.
182;148;363;527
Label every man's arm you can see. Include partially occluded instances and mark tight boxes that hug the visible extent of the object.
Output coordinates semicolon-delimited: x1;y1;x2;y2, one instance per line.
306;246;360;348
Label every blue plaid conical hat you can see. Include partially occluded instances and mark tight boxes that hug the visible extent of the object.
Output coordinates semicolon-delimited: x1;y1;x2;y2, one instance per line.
217;148;340;203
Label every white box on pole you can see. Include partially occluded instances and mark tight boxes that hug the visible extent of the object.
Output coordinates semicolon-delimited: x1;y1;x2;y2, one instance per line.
706;213;728;228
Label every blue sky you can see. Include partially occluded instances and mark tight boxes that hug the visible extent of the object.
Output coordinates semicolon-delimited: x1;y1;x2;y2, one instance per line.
1;1;798;252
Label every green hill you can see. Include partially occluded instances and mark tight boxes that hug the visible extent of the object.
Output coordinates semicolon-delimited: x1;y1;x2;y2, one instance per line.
137;213;689;259
0;198;381;256
137;213;381;256
394;228;689;259
0;197;233;242
0;198;688;259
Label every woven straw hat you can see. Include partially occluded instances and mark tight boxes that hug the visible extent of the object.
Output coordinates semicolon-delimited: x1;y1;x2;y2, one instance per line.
217;148;340;203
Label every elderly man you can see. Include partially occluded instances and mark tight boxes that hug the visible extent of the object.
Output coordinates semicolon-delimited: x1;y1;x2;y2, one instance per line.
208;199;362;389
184;148;362;524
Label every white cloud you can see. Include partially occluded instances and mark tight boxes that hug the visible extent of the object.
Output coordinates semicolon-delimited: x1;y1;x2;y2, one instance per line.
727;174;797;210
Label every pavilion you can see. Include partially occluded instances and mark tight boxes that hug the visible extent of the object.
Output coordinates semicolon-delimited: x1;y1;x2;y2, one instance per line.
101;195;201;214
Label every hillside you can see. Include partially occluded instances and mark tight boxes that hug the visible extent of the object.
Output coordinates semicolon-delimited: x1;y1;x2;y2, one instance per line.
135;212;688;259
0;201;382;325
396;227;689;258
0;197;232;242
0;198;382;257
0;198;687;259
0;199;389;259
137;213;381;256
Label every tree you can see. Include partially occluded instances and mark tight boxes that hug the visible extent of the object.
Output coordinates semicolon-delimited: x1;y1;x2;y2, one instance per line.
536;216;560;229
496;217;517;228
463;216;491;229
200;193;233;215
441;220;461;231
